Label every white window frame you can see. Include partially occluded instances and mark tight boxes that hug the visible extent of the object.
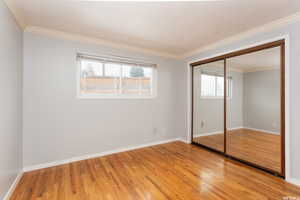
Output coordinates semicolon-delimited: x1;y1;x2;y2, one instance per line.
200;73;232;99
77;53;157;99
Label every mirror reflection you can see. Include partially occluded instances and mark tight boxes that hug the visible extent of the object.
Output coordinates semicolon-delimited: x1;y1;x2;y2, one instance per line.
192;60;225;152
226;46;281;173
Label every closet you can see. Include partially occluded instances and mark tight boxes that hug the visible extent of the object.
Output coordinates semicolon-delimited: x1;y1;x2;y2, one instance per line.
191;40;285;177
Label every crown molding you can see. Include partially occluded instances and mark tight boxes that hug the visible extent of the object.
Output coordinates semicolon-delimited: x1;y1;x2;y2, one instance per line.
24;26;181;59
181;12;300;58
3;0;26;29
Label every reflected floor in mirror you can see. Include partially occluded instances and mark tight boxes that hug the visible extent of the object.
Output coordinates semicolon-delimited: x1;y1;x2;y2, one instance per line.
193;133;224;152
193;128;281;172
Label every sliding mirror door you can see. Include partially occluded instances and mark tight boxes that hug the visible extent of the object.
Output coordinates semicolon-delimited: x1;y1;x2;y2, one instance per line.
192;60;225;153
226;46;282;174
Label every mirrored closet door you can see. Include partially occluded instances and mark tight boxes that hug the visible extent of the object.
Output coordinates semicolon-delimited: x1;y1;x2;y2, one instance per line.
192;60;225;153
191;40;285;177
226;46;282;174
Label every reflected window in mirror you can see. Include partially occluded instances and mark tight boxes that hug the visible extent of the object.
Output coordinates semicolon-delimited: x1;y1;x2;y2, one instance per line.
200;72;232;98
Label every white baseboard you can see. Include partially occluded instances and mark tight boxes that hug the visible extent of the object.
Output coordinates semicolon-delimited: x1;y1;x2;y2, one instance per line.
23;138;182;172
178;138;191;144
243;127;280;135
193;127;243;138
228;126;244;131
193;131;223;137
286;178;300;187
3;171;23;200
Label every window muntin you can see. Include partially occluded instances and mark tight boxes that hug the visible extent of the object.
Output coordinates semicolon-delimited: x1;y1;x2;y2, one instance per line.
78;55;156;98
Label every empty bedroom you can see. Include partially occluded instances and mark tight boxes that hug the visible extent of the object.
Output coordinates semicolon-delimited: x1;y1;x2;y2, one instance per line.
1;0;300;199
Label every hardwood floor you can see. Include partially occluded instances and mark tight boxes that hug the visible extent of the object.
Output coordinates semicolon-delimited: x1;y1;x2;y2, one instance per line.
193;128;281;172
193;133;225;152
11;141;299;200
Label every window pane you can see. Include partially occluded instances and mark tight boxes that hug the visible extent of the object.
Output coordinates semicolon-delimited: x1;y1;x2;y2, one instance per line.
122;65;152;95
78;56;155;97
104;63;121;77
141;67;152;95
80;60;120;95
81;60;103;77
216;76;224;96
201;74;216;97
122;65;140;95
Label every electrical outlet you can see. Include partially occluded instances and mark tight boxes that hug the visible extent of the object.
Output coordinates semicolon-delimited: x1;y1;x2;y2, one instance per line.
201;121;204;128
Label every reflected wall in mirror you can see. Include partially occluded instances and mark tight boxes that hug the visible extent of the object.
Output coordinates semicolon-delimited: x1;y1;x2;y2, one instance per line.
226;46;281;173
192;60;225;152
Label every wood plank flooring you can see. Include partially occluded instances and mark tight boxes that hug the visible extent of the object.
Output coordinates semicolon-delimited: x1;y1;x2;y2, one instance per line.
11;141;300;200
193;128;281;172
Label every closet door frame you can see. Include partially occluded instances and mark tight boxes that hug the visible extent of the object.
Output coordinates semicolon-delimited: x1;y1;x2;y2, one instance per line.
190;39;285;178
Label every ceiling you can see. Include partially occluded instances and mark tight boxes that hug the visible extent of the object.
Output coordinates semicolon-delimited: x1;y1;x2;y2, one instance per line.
228;46;280;72
4;0;300;57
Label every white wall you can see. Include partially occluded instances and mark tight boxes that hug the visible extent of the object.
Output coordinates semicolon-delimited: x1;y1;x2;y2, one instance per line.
0;0;23;199
182;20;300;181
243;70;280;133
23;32;181;168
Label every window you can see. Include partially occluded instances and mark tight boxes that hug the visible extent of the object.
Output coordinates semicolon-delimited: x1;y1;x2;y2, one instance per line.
200;73;232;98
78;54;157;98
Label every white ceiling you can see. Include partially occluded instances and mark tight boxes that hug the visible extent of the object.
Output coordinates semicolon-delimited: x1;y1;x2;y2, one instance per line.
4;0;300;57
228;46;280;72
